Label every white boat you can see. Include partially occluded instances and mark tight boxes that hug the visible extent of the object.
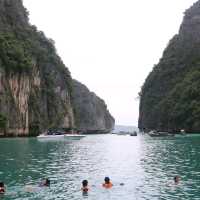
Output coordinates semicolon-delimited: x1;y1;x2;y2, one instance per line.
37;130;66;140
37;133;65;140
37;130;85;140
148;130;174;137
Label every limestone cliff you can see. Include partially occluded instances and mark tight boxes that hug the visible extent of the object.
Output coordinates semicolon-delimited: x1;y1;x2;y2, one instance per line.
0;0;114;136
72;80;115;133
0;0;74;136
139;1;200;132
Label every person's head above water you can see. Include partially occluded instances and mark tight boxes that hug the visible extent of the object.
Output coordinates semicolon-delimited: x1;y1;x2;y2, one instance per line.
0;182;4;188
41;178;50;187
104;177;110;184
81;180;89;193
45;178;50;186
82;180;88;187
174;176;180;184
0;182;5;193
103;177;113;188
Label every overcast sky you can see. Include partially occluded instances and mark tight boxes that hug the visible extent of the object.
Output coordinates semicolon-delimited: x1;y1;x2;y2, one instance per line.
23;0;197;126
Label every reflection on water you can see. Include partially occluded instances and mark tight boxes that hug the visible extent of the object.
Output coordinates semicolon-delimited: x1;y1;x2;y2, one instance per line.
0;135;200;199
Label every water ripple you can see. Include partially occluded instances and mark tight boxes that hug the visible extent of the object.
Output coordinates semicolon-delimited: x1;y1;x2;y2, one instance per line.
0;135;200;199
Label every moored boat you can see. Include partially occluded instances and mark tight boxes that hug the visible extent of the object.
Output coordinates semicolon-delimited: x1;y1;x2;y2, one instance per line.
37;130;86;140
130;131;137;136
37;133;65;140
148;130;175;137
37;130;66;140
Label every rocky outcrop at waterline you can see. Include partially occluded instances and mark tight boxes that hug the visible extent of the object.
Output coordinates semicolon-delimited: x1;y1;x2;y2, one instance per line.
0;0;114;136
139;1;200;133
72;80;115;133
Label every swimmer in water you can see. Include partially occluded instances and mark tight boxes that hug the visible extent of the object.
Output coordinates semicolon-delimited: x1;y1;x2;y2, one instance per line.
40;178;50;187
102;177;113;188
174;176;180;184
0;182;5;194
81;180;89;193
25;178;50;193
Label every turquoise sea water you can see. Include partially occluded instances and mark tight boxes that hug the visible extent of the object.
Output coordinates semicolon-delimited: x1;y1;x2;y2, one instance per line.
0;134;200;199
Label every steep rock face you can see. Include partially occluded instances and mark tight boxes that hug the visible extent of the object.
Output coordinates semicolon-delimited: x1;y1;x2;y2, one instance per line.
0;0;115;136
139;1;200;132
0;0;74;136
72;80;115;133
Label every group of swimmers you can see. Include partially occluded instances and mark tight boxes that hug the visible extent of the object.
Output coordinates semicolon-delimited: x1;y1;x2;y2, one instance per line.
0;177;113;195
0;178;50;195
81;177;113;193
81;176;180;193
0;175;180;195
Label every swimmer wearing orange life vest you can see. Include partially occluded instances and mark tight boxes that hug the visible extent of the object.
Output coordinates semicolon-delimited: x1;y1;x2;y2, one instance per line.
0;182;5;194
81;180;89;193
102;177;113;188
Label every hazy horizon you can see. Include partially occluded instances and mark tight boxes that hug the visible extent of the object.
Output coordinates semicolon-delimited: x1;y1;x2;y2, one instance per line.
23;0;197;126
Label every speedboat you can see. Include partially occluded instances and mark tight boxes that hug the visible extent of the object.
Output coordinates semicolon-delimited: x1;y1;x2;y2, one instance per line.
148;130;174;137
37;129;86;140
37;134;65;139
130;131;137;136
37;130;65;140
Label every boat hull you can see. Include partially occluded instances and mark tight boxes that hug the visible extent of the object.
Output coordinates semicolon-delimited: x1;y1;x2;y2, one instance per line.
64;134;85;139
37;134;85;141
37;134;65;140
148;131;175;137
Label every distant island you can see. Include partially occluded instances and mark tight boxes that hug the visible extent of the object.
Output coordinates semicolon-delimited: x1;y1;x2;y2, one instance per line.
113;125;139;133
139;1;200;133
0;0;114;136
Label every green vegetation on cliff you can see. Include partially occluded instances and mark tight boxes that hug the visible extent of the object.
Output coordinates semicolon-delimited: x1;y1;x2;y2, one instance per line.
0;33;32;73
0;114;6;130
0;0;115;136
0;0;74;136
139;1;200;132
